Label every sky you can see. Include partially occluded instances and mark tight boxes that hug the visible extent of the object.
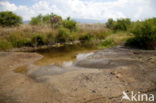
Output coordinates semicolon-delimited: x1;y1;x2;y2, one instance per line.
0;0;156;21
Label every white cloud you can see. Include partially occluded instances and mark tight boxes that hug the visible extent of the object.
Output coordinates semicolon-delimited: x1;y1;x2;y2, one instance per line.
0;1;17;11
0;0;156;21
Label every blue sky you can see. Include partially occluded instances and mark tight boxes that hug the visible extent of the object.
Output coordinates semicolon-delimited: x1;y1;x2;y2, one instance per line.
0;0;156;21
4;0;116;6
9;0;35;7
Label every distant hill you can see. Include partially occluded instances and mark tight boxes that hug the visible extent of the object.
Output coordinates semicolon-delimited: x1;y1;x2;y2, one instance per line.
23;18;106;24
74;18;106;24
23;20;30;24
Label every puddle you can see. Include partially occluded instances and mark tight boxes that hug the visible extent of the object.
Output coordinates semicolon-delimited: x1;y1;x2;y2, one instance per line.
14;65;27;73
35;44;97;67
14;44;97;73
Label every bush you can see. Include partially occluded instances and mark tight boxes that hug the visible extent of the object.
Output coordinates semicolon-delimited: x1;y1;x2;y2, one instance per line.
50;15;62;28
56;27;71;43
30;14;43;25
106;18;115;29
100;38;116;48
0;11;22;26
62;17;77;32
8;34;31;47
114;18;131;31
30;13;62;27
0;40;12;50
31;34;46;46
15;38;31;47
79;32;94;41
106;18;131;31
46;33;56;45
126;18;156;49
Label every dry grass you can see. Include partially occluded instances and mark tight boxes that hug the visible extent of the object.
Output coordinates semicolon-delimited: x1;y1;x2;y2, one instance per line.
106;32;133;44
0;24;132;51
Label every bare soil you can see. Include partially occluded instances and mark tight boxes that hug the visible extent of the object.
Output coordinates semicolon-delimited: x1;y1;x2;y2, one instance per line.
0;45;156;103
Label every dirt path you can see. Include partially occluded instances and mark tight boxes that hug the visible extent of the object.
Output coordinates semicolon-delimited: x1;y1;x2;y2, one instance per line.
0;46;156;103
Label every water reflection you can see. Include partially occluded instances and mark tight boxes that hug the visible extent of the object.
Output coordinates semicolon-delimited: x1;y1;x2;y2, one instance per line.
35;44;96;67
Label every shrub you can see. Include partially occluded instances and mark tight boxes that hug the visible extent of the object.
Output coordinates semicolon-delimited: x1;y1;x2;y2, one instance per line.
15;38;31;47
114;18;131;31
0;40;12;50
79;32;94;41
62;17;77;32
46;33;56;45
56;27;71;43
0;11;22;26
30;14;43;25
8;34;21;47
100;38;116;48
106;18;115;29
96;31;111;40
126;18;156;49
31;34;46;46
30;13;62;27
106;18;131;31
8;34;31;47
50;15;62;28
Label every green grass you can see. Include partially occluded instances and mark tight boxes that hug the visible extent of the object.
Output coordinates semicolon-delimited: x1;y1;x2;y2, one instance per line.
0;24;132;51
126;18;156;49
0;40;12;51
98;32;133;48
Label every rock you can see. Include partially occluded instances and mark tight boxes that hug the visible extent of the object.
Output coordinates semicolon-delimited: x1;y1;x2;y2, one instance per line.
26;65;65;82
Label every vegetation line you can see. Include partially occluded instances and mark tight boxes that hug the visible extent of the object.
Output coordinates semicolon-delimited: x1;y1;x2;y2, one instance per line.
0;11;155;51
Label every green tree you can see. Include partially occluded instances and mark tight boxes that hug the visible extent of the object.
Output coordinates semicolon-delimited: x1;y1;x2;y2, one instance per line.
62;17;77;32
126;18;156;49
114;18;131;31
0;11;22;26
30;14;43;25
50;14;62;28
30;13;62;27
56;27;71;43
106;18;114;29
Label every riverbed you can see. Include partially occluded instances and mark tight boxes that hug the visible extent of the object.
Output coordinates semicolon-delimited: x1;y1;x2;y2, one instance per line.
0;45;156;103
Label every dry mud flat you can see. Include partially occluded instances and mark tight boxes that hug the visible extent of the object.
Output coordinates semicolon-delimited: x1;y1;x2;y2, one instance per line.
0;46;156;103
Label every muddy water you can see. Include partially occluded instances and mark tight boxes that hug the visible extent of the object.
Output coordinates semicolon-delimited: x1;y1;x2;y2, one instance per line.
14;44;97;73
35;44;97;67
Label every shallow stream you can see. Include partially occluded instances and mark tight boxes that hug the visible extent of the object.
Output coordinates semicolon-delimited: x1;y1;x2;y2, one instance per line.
35;44;97;67
14;44;97;73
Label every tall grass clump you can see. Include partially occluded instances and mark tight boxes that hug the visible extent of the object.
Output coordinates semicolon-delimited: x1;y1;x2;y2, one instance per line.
0;40;12;51
31;34;47;47
56;27;71;43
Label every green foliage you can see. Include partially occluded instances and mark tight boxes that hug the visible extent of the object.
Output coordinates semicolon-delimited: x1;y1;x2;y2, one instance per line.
56;27;71;43
0;11;22;26
106;18;131;31
100;38;116;48
126;18;156;49
96;31;111;40
30;13;62;27
106;18;114;29
46;33;56;45
8;34;31;47
79;32;94;41
30;14;43;25
0;40;12;50
114;18;131;31
31;34;46;46
14;38;31;47
62;17;77;32
43;14;51;24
